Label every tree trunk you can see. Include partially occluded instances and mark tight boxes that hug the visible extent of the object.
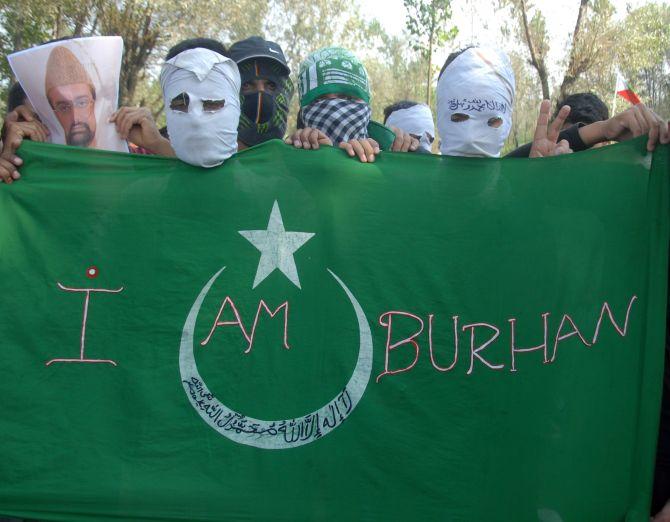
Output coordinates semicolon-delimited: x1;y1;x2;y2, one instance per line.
72;11;87;37
12;8;25;53
426;10;435;106
426;38;433;106
101;1;159;106
519;0;550;100
558;0;589;100
55;6;63;38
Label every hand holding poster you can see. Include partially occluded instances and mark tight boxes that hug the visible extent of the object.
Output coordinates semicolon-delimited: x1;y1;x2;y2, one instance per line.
8;36;128;153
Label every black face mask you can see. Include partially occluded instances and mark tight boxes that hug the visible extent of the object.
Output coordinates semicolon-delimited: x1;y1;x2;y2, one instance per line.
237;59;293;147
241;91;276;126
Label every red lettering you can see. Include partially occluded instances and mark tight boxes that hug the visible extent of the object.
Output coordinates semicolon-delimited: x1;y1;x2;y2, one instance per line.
46;282;124;367
550;314;591;362
591;296;637;344
200;297;290;353
245;300;290;354
200;296;250;347
463;322;503;375
429;314;459;372
509;313;550;372
376;311;423;383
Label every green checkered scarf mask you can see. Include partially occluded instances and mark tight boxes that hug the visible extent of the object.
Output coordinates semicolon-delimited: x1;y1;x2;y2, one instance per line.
237;59;294;147
298;47;370;107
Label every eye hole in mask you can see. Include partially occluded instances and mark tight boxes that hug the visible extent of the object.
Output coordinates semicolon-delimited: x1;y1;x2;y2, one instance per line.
410;132;435;144
241;79;278;95
203;99;226;113
170;92;189;113
487;117;503;128
450;113;469;123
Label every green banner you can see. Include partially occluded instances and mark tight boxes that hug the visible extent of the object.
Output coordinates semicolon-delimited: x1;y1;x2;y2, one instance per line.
0;138;668;521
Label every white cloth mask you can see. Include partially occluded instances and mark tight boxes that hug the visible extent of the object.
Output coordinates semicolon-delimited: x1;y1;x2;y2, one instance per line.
385;104;435;153
160;48;241;168
436;47;515;157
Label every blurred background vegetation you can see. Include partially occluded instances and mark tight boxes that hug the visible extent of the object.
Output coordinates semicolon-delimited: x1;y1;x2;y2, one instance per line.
1;0;668;152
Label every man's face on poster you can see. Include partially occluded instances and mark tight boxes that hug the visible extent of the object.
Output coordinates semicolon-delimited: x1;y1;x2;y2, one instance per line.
47;84;96;147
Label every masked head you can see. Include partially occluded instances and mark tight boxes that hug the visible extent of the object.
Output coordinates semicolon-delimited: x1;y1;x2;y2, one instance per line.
384;101;435;153
45;46;97;147
229;37;294;147
160;46;241;168
297;47;372;144
436;47;515;157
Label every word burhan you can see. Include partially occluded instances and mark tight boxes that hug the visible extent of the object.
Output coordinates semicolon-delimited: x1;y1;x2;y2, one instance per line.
198;294;638;382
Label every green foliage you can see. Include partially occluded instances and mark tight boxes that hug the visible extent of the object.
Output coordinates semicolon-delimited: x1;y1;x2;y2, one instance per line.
403;0;457;104
620;3;670;71
503;51;542;155
0;0;95;106
265;0;353;74
360;24;430;122
558;0;617;103
0;0;267;111
619;2;670;117
1;0;668;144
502;0;670;151
403;0;457;58
501;0;550;99
527;10;548;61
263;0;386;133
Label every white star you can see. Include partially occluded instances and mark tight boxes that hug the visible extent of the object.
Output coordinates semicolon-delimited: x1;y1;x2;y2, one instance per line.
239;201;315;289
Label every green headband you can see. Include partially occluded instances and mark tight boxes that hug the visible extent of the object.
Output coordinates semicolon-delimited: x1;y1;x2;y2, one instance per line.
298;47;370;107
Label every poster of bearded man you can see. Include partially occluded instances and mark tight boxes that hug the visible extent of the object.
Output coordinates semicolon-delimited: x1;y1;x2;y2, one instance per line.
8;36;128;153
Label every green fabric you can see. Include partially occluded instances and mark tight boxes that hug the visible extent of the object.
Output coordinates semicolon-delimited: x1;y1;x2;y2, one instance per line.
298;47;370;106
367;120;396;150
0;138;668;522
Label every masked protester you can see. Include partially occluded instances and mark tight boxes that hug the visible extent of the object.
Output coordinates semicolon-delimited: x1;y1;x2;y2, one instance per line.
436;46;575;159
286;47;412;162
159;46;241;168
111;39;227;158
436;47;515;157
299;47;372;143
229;36;293;149
384;101;435;153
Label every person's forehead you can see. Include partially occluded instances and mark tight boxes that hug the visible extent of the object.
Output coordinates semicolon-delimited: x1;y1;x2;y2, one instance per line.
49;83;92;98
240;57;285;75
167;76;228;99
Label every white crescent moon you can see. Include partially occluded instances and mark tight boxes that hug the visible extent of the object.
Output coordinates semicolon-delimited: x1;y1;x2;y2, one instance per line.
179;266;373;449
